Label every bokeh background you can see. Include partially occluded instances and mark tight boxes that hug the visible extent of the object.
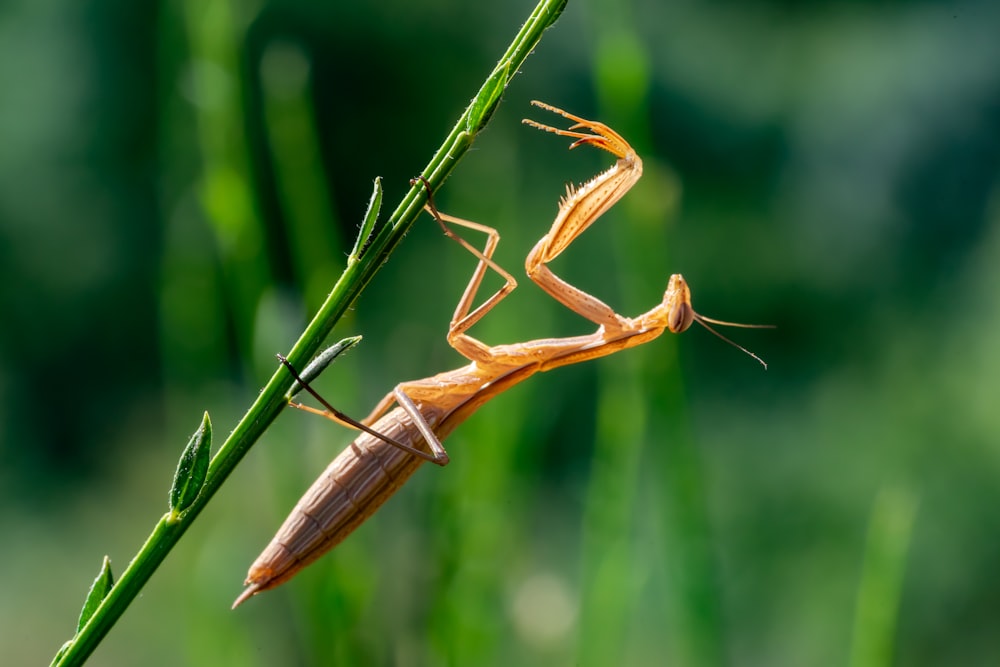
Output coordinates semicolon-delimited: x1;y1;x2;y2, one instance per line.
4;0;1000;664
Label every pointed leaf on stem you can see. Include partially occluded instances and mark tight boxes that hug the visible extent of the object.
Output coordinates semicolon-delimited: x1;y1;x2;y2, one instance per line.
168;412;212;521
77;556;114;632
467;59;512;133
50;641;73;667
349;178;383;264
287;336;363;400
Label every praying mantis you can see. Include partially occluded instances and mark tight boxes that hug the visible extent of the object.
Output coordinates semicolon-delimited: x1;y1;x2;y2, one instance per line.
233;101;768;608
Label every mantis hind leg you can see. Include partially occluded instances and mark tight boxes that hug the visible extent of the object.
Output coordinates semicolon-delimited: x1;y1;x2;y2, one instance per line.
278;355;449;466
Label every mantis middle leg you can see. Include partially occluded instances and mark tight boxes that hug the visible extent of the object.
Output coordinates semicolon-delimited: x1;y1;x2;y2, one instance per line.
281;177;526;463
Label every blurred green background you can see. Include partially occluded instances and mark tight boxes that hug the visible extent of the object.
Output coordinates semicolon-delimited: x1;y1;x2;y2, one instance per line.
4;0;1000;664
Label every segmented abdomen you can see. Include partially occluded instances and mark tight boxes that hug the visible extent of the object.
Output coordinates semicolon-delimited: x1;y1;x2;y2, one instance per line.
244;405;442;593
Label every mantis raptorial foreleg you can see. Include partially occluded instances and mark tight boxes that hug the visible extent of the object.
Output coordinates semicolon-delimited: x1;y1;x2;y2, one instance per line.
521;101;642;331
523;101;772;359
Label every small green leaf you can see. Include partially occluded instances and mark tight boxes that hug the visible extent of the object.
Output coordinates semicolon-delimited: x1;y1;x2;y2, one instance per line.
349;178;383;263
288;336;363;400
77;556;114;633
168;412;212;519
467;59;511;133
50;640;73;667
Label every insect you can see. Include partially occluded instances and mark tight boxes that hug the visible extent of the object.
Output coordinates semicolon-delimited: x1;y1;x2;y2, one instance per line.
233;101;768;608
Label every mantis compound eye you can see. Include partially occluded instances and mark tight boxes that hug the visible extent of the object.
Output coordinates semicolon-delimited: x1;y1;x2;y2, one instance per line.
668;300;695;333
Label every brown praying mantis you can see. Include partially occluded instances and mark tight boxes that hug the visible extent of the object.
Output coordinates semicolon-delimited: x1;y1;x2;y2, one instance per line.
233;101;769;608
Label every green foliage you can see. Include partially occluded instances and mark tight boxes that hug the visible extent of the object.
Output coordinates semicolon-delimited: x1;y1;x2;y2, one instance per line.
288;337;363;399
467;59;512;133
168;413;212;520
77;557;115;634
348;179;382;265
41;1;568;665
4;0;1000;666
49;557;114;666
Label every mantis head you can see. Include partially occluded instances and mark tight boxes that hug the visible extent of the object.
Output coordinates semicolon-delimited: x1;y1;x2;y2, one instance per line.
664;274;772;369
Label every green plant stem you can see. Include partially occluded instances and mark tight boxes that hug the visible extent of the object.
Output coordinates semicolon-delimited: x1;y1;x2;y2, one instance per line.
849;485;918;667
52;1;567;665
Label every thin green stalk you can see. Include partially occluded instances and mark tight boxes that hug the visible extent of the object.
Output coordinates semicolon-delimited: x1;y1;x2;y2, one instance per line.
849;485;918;667
51;1;567;665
